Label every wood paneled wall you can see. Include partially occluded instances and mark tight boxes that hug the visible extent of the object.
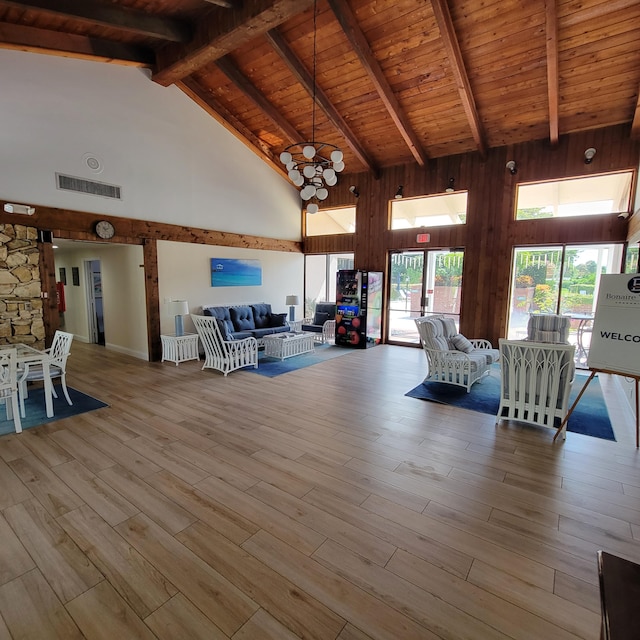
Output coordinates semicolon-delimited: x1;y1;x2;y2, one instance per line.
305;125;640;345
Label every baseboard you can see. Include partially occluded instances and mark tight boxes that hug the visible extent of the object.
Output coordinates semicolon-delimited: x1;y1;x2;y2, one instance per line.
104;342;149;361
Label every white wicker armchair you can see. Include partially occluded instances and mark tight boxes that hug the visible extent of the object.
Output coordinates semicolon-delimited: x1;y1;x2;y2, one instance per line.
496;339;575;439
414;315;499;392
191;314;258;376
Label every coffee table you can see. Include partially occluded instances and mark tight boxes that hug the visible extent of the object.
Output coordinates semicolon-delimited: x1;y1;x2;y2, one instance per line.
262;332;315;360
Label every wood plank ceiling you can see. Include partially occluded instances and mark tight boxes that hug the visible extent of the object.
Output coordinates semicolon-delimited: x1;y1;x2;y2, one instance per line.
1;0;639;184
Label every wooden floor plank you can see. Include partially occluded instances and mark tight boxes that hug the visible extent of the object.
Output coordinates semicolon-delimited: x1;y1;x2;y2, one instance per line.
58;504;178;619
116;513;259;637
0;342;637;639
3;499;103;603
0;569;84;639
65;580;157;640
177;519;345;640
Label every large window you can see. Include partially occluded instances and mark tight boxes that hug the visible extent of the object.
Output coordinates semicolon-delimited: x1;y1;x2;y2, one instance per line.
515;172;633;220
305;206;355;236
390;192;468;229
507;243;624;342
304;253;354;317
625;245;638;273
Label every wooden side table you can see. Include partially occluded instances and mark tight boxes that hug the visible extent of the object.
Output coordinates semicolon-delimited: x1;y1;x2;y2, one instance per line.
161;333;200;366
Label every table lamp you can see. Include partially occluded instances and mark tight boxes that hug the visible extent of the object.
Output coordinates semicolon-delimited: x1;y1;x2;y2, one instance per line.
169;300;189;336
285;295;299;322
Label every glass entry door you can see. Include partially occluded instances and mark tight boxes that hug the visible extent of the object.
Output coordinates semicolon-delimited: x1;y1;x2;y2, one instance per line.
387;249;464;345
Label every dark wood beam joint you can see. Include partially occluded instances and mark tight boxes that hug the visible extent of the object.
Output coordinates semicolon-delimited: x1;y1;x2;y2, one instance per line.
154;0;313;87
0;0;191;43
0;22;154;66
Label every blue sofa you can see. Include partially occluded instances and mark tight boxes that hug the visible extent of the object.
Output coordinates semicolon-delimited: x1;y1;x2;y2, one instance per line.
202;303;290;341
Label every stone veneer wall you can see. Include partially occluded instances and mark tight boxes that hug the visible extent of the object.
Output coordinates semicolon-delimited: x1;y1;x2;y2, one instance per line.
0;223;45;349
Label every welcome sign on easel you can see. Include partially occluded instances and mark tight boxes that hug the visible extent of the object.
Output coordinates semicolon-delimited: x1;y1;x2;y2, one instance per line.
588;274;640;377
555;274;640;446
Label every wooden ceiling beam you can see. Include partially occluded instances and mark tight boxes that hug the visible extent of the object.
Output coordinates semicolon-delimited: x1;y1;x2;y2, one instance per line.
0;21;154;65
545;0;559;147
178;77;289;181
216;55;303;145
265;28;379;178
326;0;428;167
430;0;487;158
153;0;313;87
0;0;191;43
203;1;240;7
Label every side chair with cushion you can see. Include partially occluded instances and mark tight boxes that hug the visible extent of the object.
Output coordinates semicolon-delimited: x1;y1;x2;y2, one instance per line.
19;330;74;418
0;348;22;433
414;315;499;392
527;314;571;344
496;339;575;439
301;302;336;344
192;314;258;376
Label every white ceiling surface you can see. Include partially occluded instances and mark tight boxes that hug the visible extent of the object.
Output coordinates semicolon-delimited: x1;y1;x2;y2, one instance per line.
0;49;301;240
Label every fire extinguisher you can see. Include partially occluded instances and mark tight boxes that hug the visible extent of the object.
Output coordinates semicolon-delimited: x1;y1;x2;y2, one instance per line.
56;281;66;312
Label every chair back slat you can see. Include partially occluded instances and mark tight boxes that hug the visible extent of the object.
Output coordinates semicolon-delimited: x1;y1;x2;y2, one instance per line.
0;348;18;389
498;339;575;435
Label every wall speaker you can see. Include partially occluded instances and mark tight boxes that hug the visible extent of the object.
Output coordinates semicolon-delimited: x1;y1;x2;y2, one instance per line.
37;230;53;243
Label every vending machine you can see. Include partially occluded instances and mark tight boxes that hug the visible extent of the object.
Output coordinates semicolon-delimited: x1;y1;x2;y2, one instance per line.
335;269;383;348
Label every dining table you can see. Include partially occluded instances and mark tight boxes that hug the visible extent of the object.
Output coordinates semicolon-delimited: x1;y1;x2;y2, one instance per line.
0;343;54;418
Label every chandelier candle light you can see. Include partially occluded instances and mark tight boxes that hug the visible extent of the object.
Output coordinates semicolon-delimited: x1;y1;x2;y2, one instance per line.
279;0;344;214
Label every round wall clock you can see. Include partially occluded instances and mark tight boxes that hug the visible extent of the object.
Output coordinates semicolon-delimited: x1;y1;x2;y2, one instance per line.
94;220;115;239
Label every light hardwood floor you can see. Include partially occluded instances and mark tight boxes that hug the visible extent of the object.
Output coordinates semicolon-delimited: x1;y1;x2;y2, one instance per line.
0;341;638;640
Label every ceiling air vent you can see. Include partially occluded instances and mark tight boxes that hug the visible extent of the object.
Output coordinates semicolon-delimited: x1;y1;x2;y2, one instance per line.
56;173;122;200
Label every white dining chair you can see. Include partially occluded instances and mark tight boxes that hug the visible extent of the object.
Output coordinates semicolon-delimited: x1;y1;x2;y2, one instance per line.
18;330;74;418
0;348;22;433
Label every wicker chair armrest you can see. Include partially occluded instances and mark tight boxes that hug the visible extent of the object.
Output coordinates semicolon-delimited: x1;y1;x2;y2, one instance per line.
426;347;474;366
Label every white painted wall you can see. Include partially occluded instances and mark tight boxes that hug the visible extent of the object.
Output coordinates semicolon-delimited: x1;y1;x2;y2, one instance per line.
157;240;304;336
0;49;301;240
54;243;147;359
0;49;309;360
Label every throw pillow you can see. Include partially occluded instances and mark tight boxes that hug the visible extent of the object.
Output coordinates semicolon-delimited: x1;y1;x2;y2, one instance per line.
313;311;330;326
270;313;288;327
215;318;234;341
451;333;474;353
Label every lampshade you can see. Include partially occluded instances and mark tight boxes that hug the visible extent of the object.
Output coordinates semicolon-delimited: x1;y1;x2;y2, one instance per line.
285;295;299;306
169;300;189;316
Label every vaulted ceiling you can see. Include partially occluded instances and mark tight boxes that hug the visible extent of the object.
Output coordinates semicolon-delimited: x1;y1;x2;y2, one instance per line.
1;0;639;183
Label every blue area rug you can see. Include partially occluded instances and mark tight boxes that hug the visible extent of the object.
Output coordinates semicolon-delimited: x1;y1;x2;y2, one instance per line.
0;386;108;436
247;343;353;377
406;369;615;441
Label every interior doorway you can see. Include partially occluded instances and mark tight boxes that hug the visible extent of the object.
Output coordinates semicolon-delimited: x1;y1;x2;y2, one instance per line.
85;259;105;345
387;249;465;345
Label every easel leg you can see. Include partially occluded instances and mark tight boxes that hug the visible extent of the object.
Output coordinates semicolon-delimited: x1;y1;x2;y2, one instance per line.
636;378;640;449
553;370;597;442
